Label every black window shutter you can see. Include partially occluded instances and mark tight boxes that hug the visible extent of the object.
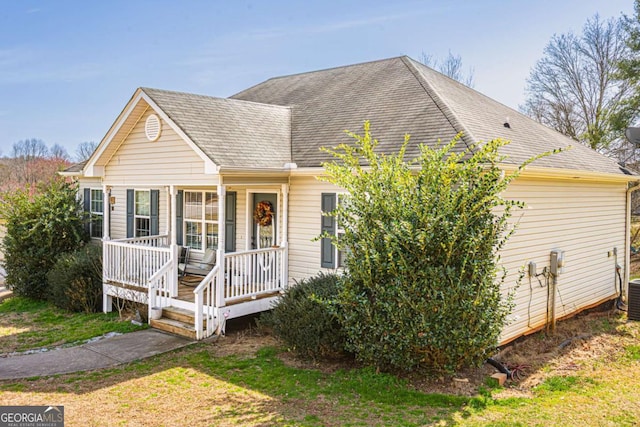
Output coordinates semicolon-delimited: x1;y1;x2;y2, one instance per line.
83;188;91;235
150;189;160;236
320;193;336;268
225;191;236;252
176;190;183;246
126;189;134;238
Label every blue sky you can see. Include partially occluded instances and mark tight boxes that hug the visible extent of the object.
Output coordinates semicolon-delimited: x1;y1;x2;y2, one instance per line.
0;0;634;159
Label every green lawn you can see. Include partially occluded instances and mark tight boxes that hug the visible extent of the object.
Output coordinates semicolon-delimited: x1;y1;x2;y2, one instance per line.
0;296;146;354
1;297;639;426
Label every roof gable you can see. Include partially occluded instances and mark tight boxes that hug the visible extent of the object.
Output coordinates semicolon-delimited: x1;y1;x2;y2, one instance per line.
83;88;292;177
142;88;292;170
84;89;217;177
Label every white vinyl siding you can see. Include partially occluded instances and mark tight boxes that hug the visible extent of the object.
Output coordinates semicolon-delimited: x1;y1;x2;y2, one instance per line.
287;173;628;344
499;177;627;342
108;187;168;240
288;176;341;282
103;108;219;187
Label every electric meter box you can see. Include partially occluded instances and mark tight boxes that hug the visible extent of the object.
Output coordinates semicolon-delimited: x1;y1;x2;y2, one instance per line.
550;250;565;275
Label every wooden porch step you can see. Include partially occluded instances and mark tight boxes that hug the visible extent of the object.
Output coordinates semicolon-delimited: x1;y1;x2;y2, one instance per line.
162;306;196;324
150;317;199;340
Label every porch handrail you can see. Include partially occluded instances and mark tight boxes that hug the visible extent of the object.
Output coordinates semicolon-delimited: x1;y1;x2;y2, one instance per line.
103;238;171;288
148;259;173;320
193;265;219;339
223;246;287;303
111;234;169;247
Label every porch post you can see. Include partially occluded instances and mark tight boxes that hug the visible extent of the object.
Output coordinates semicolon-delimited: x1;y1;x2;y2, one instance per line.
166;186;172;243
102;184;112;312
281;183;289;246
281;183;289;289
169;185;178;296
102;184;111;240
216;184;226;308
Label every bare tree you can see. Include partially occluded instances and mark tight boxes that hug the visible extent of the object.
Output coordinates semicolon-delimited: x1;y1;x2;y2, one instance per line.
613;0;640;170
10;139;49;186
12;138;48;160
3;139;70;189
75;141;98;162
50;144;70;162
522;14;636;151
420;50;475;87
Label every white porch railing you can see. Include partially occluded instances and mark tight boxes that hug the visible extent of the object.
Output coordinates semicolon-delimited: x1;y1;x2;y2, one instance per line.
191;246;288;339
193;265;219;339
223;246;287;303
148;260;173;319
103;235;171;288
104;237;287;340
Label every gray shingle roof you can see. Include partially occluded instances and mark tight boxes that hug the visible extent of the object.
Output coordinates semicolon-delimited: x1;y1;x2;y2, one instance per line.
142;88;291;169
61;160;87;174
231;56;631;176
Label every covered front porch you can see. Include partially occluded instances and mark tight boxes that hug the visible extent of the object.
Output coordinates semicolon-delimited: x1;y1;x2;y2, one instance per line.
101;182;290;340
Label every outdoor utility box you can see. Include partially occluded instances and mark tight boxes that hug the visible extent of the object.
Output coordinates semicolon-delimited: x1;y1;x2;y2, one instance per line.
628;280;640;321
550;250;565;276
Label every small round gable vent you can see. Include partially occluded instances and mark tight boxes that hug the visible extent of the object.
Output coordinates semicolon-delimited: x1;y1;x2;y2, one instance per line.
145;114;161;141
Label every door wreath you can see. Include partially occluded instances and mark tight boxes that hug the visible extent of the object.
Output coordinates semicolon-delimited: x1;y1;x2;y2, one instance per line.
254;200;274;227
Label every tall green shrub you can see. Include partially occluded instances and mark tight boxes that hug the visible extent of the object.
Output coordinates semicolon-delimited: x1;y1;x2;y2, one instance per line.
321;122;557;372
47;244;103;313
0;179;88;299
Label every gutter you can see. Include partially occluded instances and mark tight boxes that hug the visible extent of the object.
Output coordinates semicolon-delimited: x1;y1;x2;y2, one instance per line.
499;164;638;184
625;181;640;295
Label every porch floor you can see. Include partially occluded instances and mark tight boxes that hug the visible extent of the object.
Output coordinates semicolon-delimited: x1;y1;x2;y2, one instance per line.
176;275;281;305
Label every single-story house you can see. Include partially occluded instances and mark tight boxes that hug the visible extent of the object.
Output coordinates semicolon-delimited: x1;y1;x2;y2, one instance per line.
63;56;638;341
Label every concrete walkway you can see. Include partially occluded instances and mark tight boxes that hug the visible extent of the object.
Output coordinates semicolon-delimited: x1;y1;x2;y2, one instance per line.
0;329;196;380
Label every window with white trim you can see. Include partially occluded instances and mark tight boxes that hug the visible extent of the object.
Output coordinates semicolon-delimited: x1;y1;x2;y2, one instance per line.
135;190;150;237
89;189;103;238
184;191;218;251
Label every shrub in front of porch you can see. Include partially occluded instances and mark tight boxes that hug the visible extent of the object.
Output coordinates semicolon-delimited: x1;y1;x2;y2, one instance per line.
259;272;347;360
321;122;556;372
47;244;103;313
0;179;89;299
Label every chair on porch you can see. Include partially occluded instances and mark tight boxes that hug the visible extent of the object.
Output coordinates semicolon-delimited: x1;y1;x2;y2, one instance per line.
178;247;217;277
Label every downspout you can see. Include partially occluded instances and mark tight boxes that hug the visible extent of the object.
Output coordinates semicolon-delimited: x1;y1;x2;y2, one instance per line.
625;181;640;300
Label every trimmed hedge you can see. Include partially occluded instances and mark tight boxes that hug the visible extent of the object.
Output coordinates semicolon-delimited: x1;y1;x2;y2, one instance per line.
260;272;346;360
47;244;102;313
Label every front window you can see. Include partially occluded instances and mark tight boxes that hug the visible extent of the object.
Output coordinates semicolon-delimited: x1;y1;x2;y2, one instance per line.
184;191;218;251
90;189;103;238
135;190;150;237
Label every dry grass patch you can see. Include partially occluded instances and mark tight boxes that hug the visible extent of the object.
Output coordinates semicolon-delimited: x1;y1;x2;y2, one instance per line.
2;305;640;426
0;297;145;354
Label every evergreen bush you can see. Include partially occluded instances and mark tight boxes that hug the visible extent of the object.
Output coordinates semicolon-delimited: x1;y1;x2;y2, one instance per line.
0;179;88;299
321;121;557;372
47;244;103;313
260;272;346;359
